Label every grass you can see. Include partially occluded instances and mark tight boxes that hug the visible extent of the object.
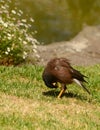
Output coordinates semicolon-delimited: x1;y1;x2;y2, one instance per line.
0;64;100;130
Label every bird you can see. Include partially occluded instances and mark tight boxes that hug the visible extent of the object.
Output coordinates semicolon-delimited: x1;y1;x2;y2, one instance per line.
42;57;90;98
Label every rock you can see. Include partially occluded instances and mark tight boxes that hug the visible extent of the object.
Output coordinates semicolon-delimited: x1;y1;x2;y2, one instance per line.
37;25;100;66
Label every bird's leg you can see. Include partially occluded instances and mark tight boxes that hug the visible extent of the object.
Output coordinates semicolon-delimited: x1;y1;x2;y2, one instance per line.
57;84;66;98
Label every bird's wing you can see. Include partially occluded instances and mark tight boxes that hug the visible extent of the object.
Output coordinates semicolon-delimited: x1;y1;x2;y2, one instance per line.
70;67;87;82
73;78;90;94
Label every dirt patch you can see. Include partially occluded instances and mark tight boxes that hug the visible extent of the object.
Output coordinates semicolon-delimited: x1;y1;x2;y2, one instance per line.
37;26;100;66
0;92;100;124
0;92;99;114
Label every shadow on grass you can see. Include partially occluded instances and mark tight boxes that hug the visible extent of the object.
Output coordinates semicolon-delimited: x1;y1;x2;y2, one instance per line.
42;90;90;101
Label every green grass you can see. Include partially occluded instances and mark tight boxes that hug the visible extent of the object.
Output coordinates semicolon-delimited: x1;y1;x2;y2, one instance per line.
0;64;100;130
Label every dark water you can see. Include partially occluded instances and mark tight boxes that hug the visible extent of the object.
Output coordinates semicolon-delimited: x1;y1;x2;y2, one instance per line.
11;0;100;44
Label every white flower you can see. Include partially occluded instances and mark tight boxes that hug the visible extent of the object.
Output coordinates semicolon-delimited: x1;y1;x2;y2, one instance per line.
30;18;34;22
17;12;21;16
7;33;12;40
26;36;33;42
31;39;38;45
19;10;23;14
33;48;37;53
0;17;4;24
7;33;11;37
18;22;24;26
18;37;22;41
5;51;9;55
9;23;14;27
23;51;27;55
1;5;6;10
33;43;37;49
23;51;27;59
11;10;16;14
22;19;27;23
7;47;10;52
23;55;26;59
23;41;27;45
3;22;8;27
7;35;11;39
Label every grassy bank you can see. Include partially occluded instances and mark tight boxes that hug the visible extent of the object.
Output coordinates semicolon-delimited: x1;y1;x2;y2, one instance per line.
0;64;100;130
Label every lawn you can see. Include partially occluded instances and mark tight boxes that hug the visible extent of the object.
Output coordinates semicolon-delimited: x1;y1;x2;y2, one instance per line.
0;64;100;130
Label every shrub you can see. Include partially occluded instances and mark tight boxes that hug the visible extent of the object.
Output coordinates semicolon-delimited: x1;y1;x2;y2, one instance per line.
0;0;39;66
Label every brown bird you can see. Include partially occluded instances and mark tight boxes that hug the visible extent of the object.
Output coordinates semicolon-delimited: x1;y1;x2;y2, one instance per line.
42;58;90;98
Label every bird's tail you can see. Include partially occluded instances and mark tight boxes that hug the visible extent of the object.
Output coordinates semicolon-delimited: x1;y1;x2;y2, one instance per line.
73;79;90;94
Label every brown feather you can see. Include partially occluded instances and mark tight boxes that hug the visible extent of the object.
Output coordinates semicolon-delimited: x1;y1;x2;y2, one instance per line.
42;58;90;97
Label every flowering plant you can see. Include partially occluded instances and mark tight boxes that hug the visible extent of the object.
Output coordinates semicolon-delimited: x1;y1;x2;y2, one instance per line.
0;0;39;65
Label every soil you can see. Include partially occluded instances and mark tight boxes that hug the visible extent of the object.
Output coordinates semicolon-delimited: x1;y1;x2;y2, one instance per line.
37;26;100;66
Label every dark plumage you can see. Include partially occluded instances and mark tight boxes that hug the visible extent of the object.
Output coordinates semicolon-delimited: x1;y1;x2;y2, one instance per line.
42;58;90;98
